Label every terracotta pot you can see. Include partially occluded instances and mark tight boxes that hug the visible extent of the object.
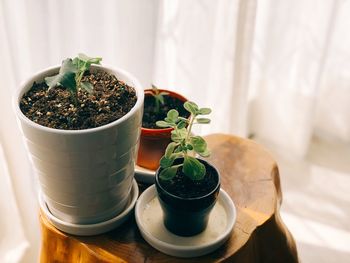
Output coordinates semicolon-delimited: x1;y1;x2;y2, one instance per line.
155;158;221;236
136;89;187;170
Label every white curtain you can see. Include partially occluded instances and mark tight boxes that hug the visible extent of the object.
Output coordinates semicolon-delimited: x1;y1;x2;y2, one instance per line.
1;0;349;262
249;0;345;156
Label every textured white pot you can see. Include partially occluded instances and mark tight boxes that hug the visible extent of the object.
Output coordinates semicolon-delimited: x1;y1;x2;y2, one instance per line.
14;65;144;224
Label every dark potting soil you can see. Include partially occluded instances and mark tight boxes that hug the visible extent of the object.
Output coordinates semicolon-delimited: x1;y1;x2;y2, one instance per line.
142;94;190;129
20;71;137;130
159;161;219;198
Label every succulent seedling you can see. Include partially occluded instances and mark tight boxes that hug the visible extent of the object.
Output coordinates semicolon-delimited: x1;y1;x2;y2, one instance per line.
150;84;169;113
45;53;102;104
156;101;211;181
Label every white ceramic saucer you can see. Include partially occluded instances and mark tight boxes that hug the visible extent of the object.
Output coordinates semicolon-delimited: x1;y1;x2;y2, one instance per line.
135;185;236;258
39;179;139;236
134;165;155;184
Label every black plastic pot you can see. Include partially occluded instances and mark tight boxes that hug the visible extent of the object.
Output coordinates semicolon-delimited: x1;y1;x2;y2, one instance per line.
155;159;220;236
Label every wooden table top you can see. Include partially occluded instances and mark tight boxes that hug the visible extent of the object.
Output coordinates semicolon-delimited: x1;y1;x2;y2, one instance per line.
40;134;299;262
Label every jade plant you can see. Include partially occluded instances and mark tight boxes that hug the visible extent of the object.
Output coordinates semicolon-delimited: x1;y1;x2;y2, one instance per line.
156;101;211;180
150;84;169;113
45;53;102;103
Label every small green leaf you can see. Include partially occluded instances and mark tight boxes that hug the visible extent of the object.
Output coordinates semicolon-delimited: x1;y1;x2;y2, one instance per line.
156;121;173;128
159;166;180;180
184;101;199;115
171;128;187;142
191;136;207;153
177;120;186;129
186;144;193;150
178;117;188;122
196;118;211;124
167;109;179;122
45;71;76;91
165;142;177;158
160;156;175;168
81;82;94;94
199;108;212;115
44;75;58;88
198;149;210;157
59;72;77;92
45;59;77;90
183;156;206;180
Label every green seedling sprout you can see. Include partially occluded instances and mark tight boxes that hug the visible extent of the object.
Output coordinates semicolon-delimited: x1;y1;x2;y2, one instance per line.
45;53;102;104
156;101;212;181
151;84;169;113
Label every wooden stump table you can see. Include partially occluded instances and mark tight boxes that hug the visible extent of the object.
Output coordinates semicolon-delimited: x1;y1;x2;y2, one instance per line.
40;134;299;262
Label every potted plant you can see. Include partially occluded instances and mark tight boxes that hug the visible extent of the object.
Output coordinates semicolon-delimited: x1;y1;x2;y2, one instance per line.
154;101;220;236
136;85;189;171
14;54;144;225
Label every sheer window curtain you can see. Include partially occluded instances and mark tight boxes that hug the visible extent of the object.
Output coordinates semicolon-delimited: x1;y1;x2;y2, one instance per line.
1;0;349;262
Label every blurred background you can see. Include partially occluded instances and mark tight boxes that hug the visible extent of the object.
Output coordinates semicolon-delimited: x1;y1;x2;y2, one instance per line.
0;0;349;262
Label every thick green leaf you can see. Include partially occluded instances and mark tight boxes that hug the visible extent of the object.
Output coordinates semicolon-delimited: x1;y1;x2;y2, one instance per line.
171;128;187;142
196;118;211;124
60;58;78;73
182;156;206;180
160;155;175;168
156;121;173;128
165;142;177;158
45;71;76;91
199;108;212;115
198;149;210;157
184;101;199;115
177;120;186;129
159;166;179;180
81;82;94;94
191;136;207;153
45;59;77;90
178;117;188;122
186;144;193;150
59;72;77;92
44;75;59;88
166;109;179;122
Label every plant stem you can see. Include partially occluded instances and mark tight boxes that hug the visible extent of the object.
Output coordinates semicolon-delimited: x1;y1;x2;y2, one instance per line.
76;70;84;88
186;113;195;142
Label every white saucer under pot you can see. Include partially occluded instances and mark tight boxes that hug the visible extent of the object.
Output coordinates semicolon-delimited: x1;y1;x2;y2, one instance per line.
135;185;236;258
40;179;139;236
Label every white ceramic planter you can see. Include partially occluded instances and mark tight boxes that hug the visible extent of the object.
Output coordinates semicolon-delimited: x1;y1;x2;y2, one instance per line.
14;65;144;224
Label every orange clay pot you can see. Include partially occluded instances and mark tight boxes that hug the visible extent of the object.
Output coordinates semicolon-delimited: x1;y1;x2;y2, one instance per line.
136;89;188;170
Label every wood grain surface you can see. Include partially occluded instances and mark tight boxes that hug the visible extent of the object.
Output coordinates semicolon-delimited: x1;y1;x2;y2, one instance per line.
40;134;299;262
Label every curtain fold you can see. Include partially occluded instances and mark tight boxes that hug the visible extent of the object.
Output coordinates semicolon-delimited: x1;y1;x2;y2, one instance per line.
249;0;341;157
0;145;30;263
153;0;257;137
